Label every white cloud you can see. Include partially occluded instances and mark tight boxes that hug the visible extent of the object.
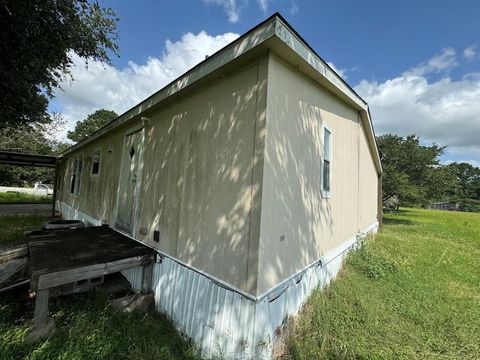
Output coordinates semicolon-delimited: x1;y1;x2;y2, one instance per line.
327;61;347;79
257;0;269;13
463;45;477;61
52;31;239;138
203;0;299;22
355;48;480;164
406;47;457;76
289;0;299;14
204;0;242;23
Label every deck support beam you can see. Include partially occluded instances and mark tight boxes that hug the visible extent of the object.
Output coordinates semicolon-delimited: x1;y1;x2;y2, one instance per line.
33;289;49;329
24;289;55;344
141;263;153;293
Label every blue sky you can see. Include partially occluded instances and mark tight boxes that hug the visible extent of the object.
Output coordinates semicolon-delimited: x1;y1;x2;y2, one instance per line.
51;0;480;165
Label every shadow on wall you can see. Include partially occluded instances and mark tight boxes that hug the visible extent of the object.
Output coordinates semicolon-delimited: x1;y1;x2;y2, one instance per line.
138;63;262;293
259;60;363;292
259;92;333;289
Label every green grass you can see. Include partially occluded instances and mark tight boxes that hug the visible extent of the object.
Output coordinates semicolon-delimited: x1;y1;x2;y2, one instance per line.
0;215;48;246
0;292;202;360
2;209;479;359
285;208;480;359
0;192;52;204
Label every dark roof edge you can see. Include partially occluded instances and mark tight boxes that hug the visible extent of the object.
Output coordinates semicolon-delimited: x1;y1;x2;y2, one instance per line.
273;12;368;106
60;13;281;157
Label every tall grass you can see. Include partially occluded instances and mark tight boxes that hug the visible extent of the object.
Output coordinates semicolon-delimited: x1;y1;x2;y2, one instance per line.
284;208;480;359
0;292;202;360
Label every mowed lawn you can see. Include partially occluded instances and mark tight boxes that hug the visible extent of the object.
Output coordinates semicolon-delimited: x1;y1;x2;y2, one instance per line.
285;208;480;359
0;192;52;204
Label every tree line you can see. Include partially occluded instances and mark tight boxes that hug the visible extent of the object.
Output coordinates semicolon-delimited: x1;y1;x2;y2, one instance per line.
378;134;480;212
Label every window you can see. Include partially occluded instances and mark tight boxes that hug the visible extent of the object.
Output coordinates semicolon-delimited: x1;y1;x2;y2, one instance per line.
57;174;62;191
321;127;332;197
70;156;83;194
91;148;101;176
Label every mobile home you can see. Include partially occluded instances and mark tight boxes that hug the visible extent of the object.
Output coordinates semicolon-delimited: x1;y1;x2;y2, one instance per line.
56;13;382;359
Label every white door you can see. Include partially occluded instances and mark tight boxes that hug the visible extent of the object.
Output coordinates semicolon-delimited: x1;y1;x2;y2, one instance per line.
116;130;142;234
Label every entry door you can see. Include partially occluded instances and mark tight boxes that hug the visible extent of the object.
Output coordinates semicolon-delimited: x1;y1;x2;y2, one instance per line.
116;130;142;234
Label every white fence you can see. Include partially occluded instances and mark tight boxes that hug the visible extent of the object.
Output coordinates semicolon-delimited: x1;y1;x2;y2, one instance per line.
0;184;53;197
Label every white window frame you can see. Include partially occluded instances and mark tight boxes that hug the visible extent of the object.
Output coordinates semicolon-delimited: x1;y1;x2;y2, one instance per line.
70;154;83;195
321;124;332;199
90;147;102;178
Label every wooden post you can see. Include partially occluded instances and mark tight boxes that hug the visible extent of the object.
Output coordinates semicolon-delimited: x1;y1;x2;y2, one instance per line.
24;288;55;344
33;289;49;330
141;263;153;294
52;161;59;217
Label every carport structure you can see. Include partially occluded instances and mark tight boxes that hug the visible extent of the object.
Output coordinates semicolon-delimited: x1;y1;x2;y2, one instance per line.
0;151;57;168
0;150;58;215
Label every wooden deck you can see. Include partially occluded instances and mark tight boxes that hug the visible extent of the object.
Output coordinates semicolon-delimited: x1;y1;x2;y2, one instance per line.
28;226;155;290
25;226;156;342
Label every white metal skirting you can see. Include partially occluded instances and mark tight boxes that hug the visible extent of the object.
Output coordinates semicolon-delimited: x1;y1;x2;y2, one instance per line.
55;200;102;226
121;266;144;292
56;200;378;359
118;223;379;359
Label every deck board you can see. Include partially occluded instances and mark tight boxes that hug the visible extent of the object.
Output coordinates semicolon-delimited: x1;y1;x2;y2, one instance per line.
27;226;156;285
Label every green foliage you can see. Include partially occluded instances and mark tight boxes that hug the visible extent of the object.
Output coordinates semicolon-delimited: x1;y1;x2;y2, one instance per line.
445;162;480;210
377;134;453;205
348;238;397;279
0;0;118;127
285;208;480;359
461;199;480;212
67;109;118;142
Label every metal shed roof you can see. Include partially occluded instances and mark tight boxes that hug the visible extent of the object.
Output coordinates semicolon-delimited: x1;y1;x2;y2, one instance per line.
0;151;57;168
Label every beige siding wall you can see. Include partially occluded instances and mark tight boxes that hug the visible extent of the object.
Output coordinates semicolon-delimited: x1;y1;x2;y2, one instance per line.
57;129;125;225
56;53;379;296
358;122;379;229
57;62;264;292
256;55;378;294
136;63;262;291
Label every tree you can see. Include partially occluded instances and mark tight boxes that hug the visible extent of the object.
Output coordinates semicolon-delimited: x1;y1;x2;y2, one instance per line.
67;109;118;142
0;0;118;127
446;162;480;201
377;134;452;205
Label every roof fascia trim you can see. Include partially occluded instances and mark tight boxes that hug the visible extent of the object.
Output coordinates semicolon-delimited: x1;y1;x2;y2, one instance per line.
271;16;382;173
61;17;277;157
273;17;367;110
